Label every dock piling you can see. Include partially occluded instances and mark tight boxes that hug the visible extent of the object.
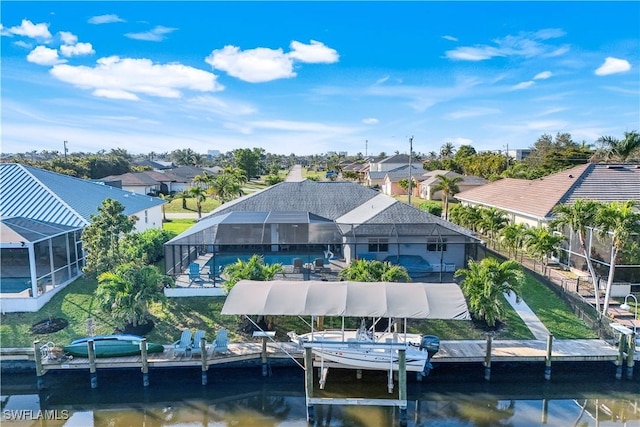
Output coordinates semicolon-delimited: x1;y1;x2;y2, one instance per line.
398;349;408;427
544;334;553;381
484;334;492;381
261;335;268;377
200;336;208;385
87;339;97;389
141;338;149;387
33;340;45;390
304;347;315;424
625;333;635;380
615;332;627;380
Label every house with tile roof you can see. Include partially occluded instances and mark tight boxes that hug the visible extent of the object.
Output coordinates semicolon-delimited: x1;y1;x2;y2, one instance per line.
455;162;640;288
99;170;190;195
0;163;165;312
364;154;412;187
381;165;424;196
165;180;481;283
420;170;488;201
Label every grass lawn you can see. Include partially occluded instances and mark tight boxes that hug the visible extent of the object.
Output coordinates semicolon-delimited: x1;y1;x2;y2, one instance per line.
163;197;220;214
1;268;594;348
163;218;196;235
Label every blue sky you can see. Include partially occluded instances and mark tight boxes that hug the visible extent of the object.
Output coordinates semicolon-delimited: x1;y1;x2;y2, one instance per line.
1;1;638;157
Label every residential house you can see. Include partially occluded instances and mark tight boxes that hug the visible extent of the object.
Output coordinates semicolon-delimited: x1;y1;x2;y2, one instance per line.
420;170;488;201
455;162;640;290
99;171;189;195
165;180;481;283
381;165;424;196
0;164;165;312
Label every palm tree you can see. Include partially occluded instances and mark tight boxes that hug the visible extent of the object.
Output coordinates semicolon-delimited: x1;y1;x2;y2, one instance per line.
188;186;208;219
595;200;640;316
523;226;565;276
221;255;284;292
500;222;528;261
595;130;640;161
96;264;170;328
440;142;456;159
477;207;509;248
454;257;524;327
431;174;463;221
449;204;482;232
551;200;603;313
209;170;244;204
338;259;411;282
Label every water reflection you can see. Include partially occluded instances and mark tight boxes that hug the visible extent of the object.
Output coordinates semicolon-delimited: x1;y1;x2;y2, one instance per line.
1;365;638;426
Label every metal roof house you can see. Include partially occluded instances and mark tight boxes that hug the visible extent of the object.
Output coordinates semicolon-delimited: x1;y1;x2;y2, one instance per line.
0;163;165;313
165;180;481;283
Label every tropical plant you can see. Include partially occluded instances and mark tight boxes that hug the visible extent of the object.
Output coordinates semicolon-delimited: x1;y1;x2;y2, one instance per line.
500;222;528;261
523;226;565;276
551;200;603;314
338;259;411;282
418;201;443;217
209;170;244;203
188;185;208;219
477;207;509;248
82;199;135;277
594;200;640;315
431;174;463;220
595;130;640;161
454;257;524;327
96;263;171;328
449;204;481;232
220;255;284;293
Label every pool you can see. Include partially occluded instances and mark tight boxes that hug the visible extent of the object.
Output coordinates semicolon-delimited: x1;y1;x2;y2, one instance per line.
206;253;326;272
0;277;31;294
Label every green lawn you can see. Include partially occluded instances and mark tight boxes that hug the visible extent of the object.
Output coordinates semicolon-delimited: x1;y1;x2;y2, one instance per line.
1;269;594;348
163;218;196;235
163;197;220;214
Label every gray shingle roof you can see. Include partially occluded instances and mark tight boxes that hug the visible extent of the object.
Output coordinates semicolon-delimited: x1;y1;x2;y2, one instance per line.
0;163;165;227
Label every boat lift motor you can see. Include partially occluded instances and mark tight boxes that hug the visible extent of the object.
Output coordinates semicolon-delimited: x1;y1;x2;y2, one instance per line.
420;335;440;358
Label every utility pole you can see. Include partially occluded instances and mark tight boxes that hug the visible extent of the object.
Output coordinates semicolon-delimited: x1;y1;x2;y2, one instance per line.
365;139;368;158
63;140;68;162
408;136;413;206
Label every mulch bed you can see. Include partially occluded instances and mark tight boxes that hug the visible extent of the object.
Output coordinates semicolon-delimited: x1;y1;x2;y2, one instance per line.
118;320;155;336
30;318;68;334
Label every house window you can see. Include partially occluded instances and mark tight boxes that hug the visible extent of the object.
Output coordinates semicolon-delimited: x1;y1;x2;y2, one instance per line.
145;210;148;224
427;238;447;252
368;238;389;252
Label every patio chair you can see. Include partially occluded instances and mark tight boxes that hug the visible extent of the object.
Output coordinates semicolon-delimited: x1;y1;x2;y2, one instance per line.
292;258;303;273
191;329;207;357
313;258;325;273
211;328;229;355
188;263;203;285
172;329;193;358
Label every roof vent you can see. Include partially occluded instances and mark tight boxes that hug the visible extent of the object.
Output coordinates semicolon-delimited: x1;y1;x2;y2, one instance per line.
568;174;573;178
607;165;624;169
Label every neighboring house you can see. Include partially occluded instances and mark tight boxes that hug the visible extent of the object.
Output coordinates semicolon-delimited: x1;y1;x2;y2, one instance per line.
381;165;424;196
0;164;165;313
100;171;190;195
455;162;640;289
165;180;481;282
420;170;488;201
364;154;412;187
170;166;220;183
134;159;174;170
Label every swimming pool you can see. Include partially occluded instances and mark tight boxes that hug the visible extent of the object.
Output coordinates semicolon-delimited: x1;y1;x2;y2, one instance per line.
206;253;326;272
0;277;31;294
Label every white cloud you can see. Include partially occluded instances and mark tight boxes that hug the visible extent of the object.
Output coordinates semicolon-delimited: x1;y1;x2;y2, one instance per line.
58;31;77;45
595;57;631;76
7;20;52;41
288;40;339;63
362;118;379;125
511;81;535;90
534;71;552;80
49;56;223;99
125;26;177;42
442;35;458;42
88;14;125;25
60;42;95;57
27;46;65;66
206;45;295;83
446;107;500;120
446;29;569;61
14;40;32;49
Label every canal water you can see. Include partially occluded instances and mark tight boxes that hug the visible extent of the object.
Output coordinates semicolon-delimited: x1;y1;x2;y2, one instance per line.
1;362;638;426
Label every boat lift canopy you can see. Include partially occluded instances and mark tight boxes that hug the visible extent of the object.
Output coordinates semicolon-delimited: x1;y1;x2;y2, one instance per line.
221;280;470;320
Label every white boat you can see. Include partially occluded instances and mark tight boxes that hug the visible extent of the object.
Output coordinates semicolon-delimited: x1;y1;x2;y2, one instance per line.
288;320;440;374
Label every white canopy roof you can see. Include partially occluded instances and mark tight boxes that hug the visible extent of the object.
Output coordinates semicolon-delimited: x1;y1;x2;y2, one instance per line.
221;280;470;320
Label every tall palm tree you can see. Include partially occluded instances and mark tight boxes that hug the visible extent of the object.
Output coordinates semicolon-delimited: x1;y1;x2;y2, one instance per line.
449;204;482;232
188;186;208;218
478;207;509;248
500;222;528;261
440;142;456;159
454;257;524;327
551;200;603;313
596;130;640;161
523;226;565;276
595;200;640;316
431;174;463;221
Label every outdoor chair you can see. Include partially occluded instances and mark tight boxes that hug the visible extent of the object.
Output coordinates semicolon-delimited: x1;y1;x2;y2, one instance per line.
211;328;229;355
191;329;207;357
313;258;325;273
292;258;303;273
188;263;203;285
172;329;193;358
